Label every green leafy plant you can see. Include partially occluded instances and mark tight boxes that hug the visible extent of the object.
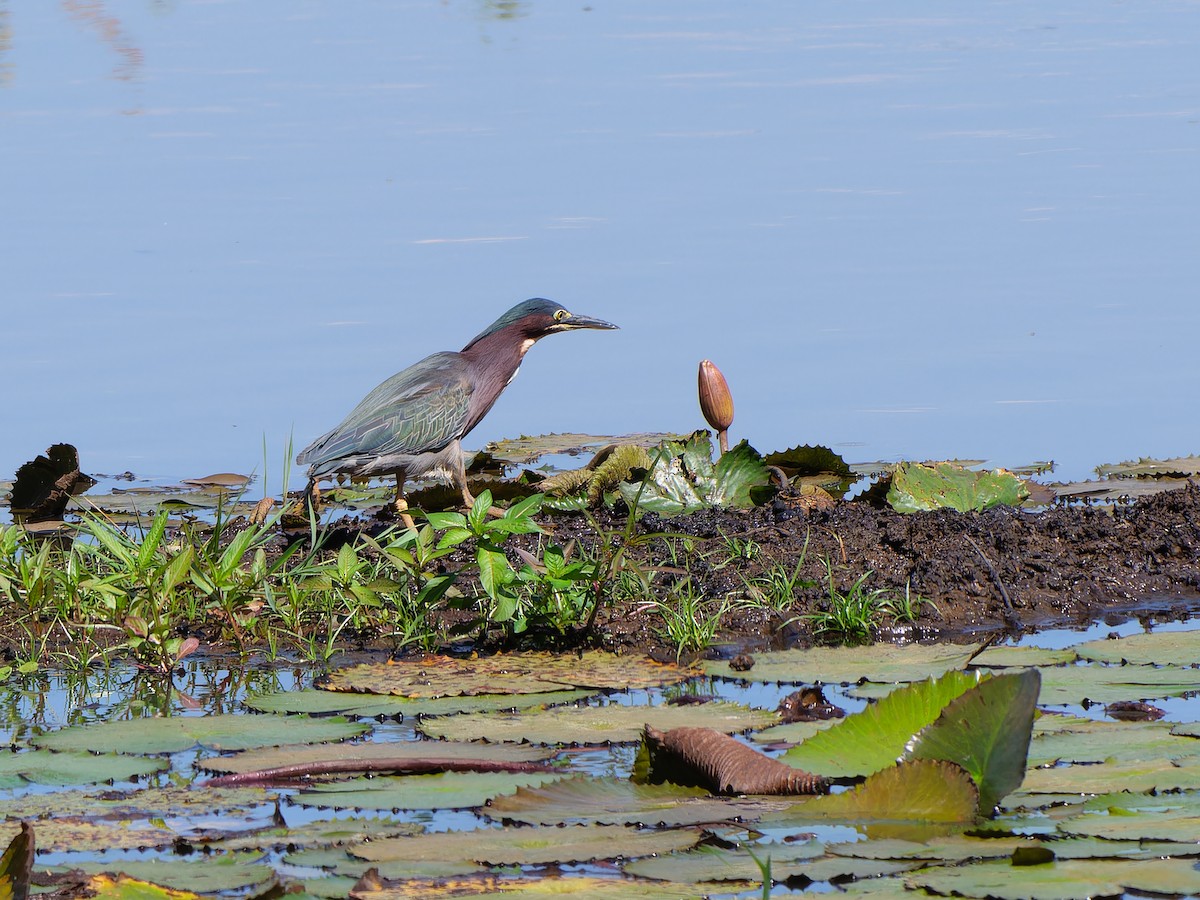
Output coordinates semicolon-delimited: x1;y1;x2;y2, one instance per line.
741;533;813;615
617;431;770;516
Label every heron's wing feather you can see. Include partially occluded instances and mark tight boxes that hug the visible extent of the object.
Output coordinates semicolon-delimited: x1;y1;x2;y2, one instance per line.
297;353;472;468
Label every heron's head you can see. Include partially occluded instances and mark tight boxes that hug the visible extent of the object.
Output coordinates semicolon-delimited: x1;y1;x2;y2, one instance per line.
463;298;618;351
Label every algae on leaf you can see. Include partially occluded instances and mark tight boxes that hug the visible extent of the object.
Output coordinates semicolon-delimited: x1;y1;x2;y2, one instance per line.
886;461;1030;513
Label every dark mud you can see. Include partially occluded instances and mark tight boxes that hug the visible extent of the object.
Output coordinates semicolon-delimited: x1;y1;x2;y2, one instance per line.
305;483;1200;660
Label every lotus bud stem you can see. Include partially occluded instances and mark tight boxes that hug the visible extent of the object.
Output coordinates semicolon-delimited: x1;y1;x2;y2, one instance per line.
698;359;734;455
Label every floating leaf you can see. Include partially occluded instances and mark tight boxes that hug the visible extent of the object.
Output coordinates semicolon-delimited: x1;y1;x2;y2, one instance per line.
485;775;786;827
1074;630;1200;666
782;671;985;777
69;856;274;894
353;824;699;866
323;653;696;698
0;749;169;788
246;687;593;717
344;874;699;898
1020;758;1200;794
482;432;686;466
419;700;776;745
201;740;553;776
32;714;369;754
624;844;910;885
1033;663;1200;706
970;646;1078;668
704;643;977;685
790;760;979;824
1096;455;1200;479
0;818;175;853
180;473;251;489
886;461;1030;513
908;858;1200;900
296;771;563;811
1027;720;1200;767
905;669;1040;813
0;785;274;822
211;818;422;852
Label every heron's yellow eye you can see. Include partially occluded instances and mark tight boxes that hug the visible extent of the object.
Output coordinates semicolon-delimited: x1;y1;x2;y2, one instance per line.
554;309;569;321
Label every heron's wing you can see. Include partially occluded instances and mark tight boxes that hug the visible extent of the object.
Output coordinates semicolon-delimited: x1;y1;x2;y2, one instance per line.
297;353;473;468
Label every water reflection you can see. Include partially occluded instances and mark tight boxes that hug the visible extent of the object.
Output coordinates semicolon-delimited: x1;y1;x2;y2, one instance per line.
61;0;144;83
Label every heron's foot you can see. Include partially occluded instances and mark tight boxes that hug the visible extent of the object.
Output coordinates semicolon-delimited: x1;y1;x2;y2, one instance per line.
392;497;417;531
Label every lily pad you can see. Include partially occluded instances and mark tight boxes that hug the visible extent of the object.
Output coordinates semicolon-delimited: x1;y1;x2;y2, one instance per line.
0;785;275;821
32;714;369;754
1020;758;1200;794
782;670;985;777
295;771;563;811
765;444;853;478
970;646;1078;668
417;700;776;745
68;856;274;894
623;845;910;885
1033;663;1200;706
905;668;1040;813
211;818;422;852
1096;455;1200;478
1027;720;1200;766
0;818;177;853
0;749;169;788
789;760;979;825
344;874;701;898
886;461;1030;513
1074;629;1200;666
483;432;685;465
323;653;697;698
485;775;787;827
245;688;593;718
201;739;554;775
353;824;700;866
909;858;1200;900
703;643;978;685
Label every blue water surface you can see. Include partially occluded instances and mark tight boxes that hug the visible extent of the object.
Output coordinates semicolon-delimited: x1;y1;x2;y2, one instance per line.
2;2;1197;494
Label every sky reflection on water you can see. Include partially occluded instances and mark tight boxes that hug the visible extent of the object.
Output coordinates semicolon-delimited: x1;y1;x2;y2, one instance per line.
2;2;1198;493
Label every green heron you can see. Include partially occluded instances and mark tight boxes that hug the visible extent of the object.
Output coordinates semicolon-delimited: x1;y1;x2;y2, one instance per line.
297;297;618;525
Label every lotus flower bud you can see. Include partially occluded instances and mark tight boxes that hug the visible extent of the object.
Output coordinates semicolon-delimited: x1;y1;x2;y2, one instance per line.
698;359;734;454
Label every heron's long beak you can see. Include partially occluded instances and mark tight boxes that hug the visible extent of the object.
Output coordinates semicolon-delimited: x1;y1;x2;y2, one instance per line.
561;312;619;331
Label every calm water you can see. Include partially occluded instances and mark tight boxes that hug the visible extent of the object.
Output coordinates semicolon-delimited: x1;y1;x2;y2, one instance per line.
3;2;1198;496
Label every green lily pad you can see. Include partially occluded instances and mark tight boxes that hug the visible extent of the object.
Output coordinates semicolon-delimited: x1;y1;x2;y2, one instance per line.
1033;663;1200;706
765;444;853;478
1020;758;1200;794
905;669;1040;813
246;687;593;717
353;824;700;866
210;818;423;852
908;858;1200;900
201;739;554;776
0;785;274;821
417;700;776;745
1027;720;1200;766
323;653;697;698
886;462;1030;513
295;771;563;811
483;432;685;465
782;670;985;777
69;856;274;894
789;760;979;825
32;714;369;754
1096;455;1200;478
0;818;177;853
1074;629;1200;666
970;646;1078;668
286;846;484;881
485;775;787;827
623;845;910;885
0;749;169;788
341;874;703;898
703;643;978;685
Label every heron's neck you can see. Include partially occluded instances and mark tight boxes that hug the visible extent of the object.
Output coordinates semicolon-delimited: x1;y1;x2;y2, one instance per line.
460;323;537;429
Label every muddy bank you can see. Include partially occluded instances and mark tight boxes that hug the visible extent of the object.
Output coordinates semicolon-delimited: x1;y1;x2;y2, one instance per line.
529;484;1200;656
